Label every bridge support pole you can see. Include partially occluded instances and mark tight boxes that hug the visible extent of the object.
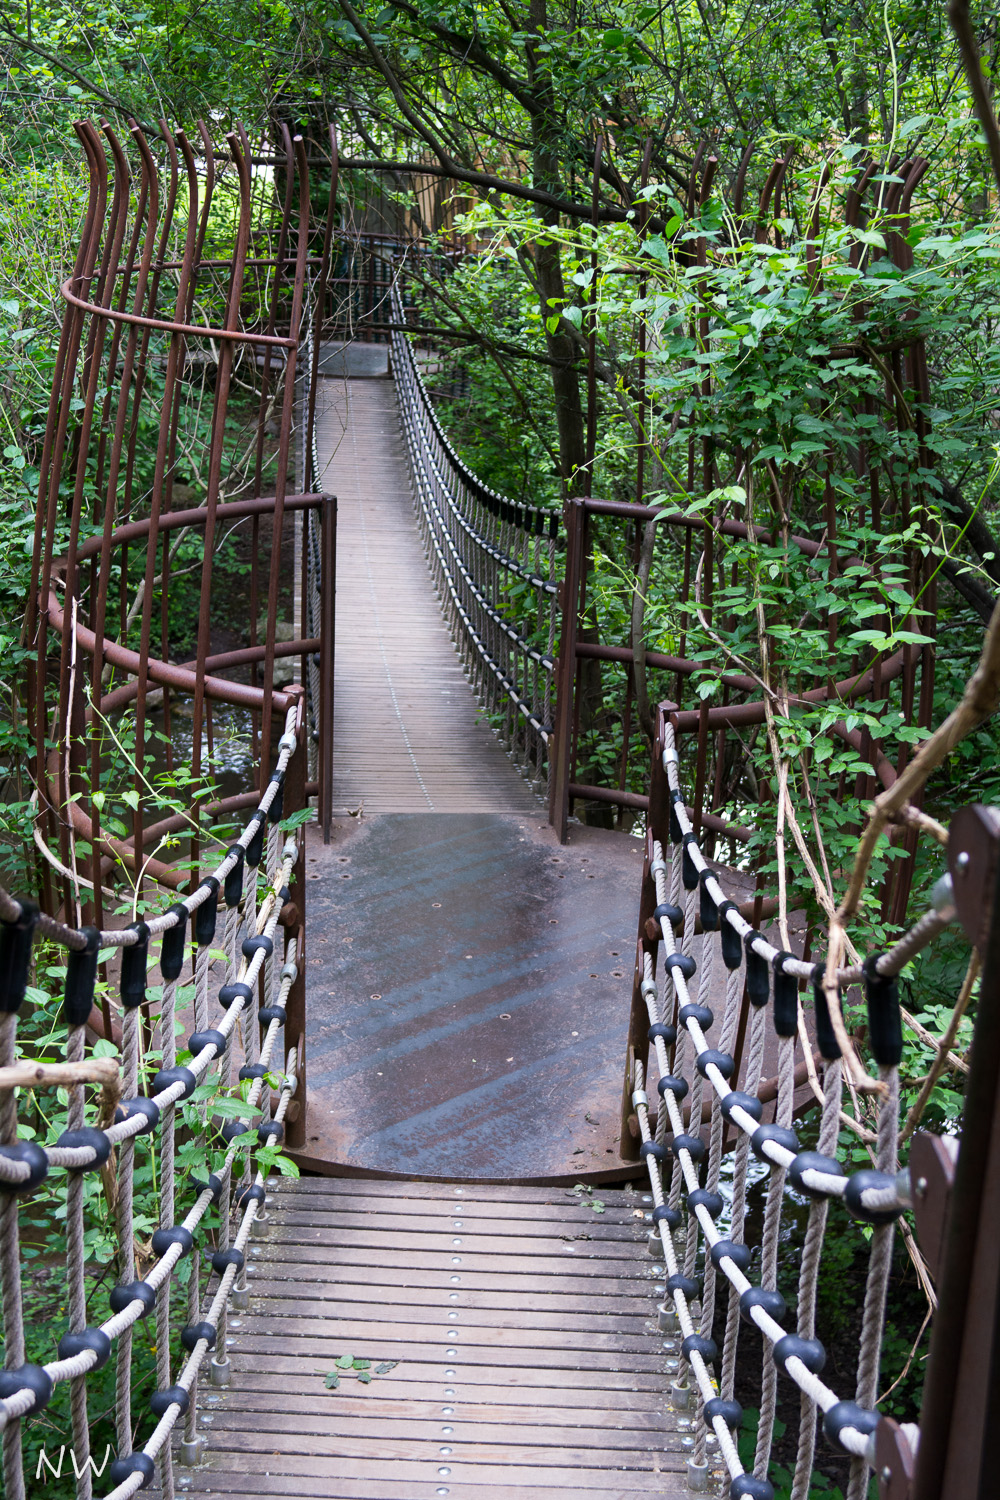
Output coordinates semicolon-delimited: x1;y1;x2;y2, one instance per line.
911;805;1000;1500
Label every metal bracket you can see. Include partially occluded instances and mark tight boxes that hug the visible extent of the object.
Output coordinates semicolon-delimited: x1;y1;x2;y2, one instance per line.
874;1417;916;1500
908;1133;960;1281
947;804;1000;950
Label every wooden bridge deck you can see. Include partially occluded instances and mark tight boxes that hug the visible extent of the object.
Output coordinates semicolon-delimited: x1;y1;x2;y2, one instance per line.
179;1177;686;1499
313;374;538;815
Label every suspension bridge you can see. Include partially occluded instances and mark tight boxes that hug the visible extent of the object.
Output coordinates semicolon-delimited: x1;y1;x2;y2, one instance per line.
1;120;997;1500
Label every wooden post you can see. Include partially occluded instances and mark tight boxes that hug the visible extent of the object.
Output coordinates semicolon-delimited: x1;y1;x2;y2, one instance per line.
911;805;1000;1500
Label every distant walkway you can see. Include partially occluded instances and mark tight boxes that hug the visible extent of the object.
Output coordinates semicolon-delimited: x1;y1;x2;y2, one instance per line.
313;373;538;815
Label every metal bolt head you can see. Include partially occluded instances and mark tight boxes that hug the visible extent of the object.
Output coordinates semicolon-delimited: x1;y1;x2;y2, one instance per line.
881;1465;893;1485
915;1176;928;1199
955;851;971;876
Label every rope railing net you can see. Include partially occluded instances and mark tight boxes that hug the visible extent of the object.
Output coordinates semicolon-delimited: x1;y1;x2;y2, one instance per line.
633;718;955;1498
0;707;304;1500
390;280;560;792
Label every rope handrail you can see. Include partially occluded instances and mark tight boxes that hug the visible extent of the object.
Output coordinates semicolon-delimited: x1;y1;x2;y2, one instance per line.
0;701;308;1500
625;713;974;1497
390;281;559;787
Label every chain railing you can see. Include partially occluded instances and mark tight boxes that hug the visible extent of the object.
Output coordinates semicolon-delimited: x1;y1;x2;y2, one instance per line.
619;701;988;1498
0;704;307;1500
391;282;561;793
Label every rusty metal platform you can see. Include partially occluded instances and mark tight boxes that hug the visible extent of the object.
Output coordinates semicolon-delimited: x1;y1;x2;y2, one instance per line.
297;812;648;1182
178;1176;686;1498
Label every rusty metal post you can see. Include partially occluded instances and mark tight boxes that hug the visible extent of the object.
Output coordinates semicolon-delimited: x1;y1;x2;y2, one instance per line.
911;804;1000;1500
548;497;584;842
281;694;308;1152
319;494;337;842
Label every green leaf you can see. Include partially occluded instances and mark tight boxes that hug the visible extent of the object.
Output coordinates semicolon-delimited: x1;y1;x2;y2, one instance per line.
336;1354;353;1369
324;1371;340;1389
374;1361;399;1375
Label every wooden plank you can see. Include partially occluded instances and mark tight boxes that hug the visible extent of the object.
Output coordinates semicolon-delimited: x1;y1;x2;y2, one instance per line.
176;1477;682;1499
227;1311;659;1355
223;1329;666;1373
200;1373;667;1414
173;1449;678;1487
226;1351;665;1393
230;1293;656;1333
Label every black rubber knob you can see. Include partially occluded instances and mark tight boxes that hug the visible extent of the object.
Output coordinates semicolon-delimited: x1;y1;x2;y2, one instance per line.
699;869;718;931
688;1188;724;1218
696;1049;735;1080
194;877;220;947
181;1321;217;1352
242;934;274;960
648;1022;677;1046
151;1065;197;1101
721;1091;763;1125
811;964;843;1062
114;1097;160;1135
211;1247;246;1274
773;1333;826;1376
719;904;743;970
159;906;188;984
710;1239;752;1273
844;1169;900;1225
705;1396;743;1429
192;1172;223;1204
0;1361;52;1414
666;1273;699;1298
109;1280;156;1319
64;926;101;1024
772;951;799;1037
0;900;38;1013
56;1127;110;1170
730;1476;774;1500
0;1142;49;1196
108;1453;155;1489
151;1225;194;1258
658;1074;688;1099
224;845;245;907
188;1029;227;1058
750;1124;799;1163
863;953;903;1066
219;982;253;1010
150;1384;190;1417
665;951;697;980
681;1332;717;1361
671;1133;706;1162
787;1151;845;1200
678;1002;713;1030
652;1203;680;1228
822;1400;880;1452
57;1326;112;1370
739;1286;786;1325
120;922;150;1009
744;935;769;1008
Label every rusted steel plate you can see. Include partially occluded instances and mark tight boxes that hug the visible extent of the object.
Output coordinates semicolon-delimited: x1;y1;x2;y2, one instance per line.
297;811;660;1181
